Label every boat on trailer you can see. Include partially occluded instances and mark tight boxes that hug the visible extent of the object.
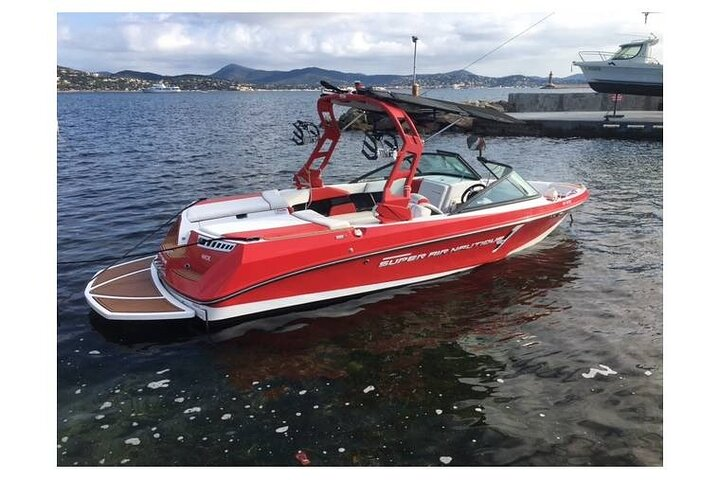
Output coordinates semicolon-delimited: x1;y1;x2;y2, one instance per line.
573;34;663;96
85;84;589;323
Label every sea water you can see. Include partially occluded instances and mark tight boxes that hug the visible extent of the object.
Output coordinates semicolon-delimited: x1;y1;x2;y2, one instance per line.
57;88;662;466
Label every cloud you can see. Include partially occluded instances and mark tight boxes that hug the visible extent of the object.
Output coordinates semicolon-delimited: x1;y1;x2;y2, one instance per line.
57;12;664;76
57;24;71;43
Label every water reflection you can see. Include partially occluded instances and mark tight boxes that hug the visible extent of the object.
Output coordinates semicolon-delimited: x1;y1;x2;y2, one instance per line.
210;236;581;391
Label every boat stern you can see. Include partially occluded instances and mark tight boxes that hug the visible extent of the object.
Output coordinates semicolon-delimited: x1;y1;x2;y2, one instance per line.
84;256;199;321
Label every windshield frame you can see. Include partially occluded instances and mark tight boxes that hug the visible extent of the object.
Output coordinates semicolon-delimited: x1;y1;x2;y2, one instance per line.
454;159;540;214
351;150;482;183
611;43;643;60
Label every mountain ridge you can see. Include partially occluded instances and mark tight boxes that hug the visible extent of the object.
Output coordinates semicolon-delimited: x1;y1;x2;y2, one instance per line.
210;64;586;88
57;64;587;91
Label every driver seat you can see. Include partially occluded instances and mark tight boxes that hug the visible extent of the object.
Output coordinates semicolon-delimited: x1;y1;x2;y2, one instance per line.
409;193;443;218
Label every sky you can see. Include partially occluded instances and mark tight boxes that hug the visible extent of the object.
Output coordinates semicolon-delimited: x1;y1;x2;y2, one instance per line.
57;11;664;78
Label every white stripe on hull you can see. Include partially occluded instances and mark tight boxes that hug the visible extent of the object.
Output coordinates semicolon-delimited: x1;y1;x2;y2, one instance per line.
199;265;476;322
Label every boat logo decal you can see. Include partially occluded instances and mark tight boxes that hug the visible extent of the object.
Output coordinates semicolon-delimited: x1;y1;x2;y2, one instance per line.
379;226;524;268
491;224;524;253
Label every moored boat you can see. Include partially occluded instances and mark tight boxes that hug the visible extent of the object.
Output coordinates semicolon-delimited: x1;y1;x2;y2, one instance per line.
85;84;589;323
573;35;662;96
143;81;181;93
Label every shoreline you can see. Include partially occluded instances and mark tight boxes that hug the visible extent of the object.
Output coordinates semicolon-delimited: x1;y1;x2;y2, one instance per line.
57;84;591;94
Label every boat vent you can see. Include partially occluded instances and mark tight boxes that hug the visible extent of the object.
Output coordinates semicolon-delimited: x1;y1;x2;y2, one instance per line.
152;256;166;277
197;236;236;252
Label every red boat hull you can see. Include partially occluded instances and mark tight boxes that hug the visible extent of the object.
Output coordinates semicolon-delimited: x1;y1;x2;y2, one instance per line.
156;190;586;321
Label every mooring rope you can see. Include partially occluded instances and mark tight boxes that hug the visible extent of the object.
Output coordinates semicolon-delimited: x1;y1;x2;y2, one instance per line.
57;198;205;267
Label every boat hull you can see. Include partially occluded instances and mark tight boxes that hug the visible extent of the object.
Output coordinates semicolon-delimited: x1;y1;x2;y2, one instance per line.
588;80;662;97
86;184;587;323
165;209;577;322
575;62;663;96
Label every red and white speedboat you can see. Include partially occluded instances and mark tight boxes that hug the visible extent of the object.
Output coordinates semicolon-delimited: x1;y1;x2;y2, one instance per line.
85;86;588;323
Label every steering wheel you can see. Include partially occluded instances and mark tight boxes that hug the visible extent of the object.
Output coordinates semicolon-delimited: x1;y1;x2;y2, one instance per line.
460;183;486;203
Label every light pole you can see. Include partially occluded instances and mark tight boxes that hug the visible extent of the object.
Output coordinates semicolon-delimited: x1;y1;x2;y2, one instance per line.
411;35;419;96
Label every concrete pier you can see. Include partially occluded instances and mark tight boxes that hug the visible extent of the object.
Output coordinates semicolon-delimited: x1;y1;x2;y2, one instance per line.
505;110;663;140
507;91;662;113
469;91;663;140
341;91;663;140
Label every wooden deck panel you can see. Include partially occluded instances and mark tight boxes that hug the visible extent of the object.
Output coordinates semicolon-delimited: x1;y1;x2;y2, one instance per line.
94;296;184;313
90;267;159;297
88;255;190;315
90;257;154;288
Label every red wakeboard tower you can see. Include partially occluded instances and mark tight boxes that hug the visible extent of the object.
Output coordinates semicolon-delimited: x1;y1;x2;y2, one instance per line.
293;91;424;223
292;83;520;222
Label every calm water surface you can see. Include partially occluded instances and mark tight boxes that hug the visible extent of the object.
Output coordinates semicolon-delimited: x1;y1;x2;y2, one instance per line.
57;88;662;466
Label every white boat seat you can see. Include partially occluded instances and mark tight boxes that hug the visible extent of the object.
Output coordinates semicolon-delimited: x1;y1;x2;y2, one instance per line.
186;190;294;224
186;196;275;223
363;178;406;196
261;189;290;209
332;210;381;225
199;210;308;237
331;183;369;195
410;204;432;218
292;209;352;230
409;193;435;218
279;188;311;207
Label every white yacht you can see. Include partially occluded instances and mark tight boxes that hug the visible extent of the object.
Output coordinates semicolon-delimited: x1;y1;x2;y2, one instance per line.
143;81;181;93
573;35;662;96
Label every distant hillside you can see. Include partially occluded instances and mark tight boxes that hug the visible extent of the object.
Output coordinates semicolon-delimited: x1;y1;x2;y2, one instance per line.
112;70;165;81
211;64;587;89
58;64;587;92
57;66;148;91
57;66;253;92
213;64;404;88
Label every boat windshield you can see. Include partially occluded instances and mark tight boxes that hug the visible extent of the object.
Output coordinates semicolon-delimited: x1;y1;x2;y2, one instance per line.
611;43;642;60
456;160;539;212
351;151;480;183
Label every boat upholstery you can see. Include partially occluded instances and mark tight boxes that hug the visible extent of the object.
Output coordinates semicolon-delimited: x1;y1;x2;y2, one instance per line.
409;193;433;218
332;183;371;195
186;196;274;223
279;188;311;207
363;178;406;196
332;210;381;225
186;179;418;227
261;189;290;209
292;209;352;230
410;204;432;218
187;189;304;223
197;210;308;237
